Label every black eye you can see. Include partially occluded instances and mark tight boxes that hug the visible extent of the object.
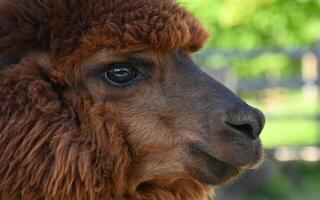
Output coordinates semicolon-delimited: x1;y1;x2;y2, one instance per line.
104;64;140;87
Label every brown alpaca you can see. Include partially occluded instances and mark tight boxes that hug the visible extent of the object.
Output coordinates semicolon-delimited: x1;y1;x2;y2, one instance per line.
0;0;265;199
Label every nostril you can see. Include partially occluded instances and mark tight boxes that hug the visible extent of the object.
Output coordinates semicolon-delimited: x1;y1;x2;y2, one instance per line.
225;122;256;140
223;105;265;140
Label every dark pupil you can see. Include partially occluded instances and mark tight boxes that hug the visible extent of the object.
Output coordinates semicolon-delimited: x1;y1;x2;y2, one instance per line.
106;66;136;84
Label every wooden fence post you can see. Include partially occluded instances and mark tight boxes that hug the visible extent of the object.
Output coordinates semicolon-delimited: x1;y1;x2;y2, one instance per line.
302;52;319;103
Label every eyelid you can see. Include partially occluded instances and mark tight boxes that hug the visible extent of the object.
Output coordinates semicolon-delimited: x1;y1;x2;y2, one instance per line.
87;57;153;77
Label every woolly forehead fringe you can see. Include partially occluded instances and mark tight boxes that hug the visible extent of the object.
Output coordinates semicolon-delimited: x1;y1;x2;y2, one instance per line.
0;0;209;56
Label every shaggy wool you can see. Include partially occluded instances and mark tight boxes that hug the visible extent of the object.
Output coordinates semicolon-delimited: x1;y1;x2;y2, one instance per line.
0;0;212;199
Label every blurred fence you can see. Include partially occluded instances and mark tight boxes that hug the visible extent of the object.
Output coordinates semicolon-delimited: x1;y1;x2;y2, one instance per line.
196;47;320;92
199;48;320;200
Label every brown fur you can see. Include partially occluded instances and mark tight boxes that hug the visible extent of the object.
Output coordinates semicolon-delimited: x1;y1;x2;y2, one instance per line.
0;0;264;200
0;0;213;199
0;55;213;200
0;0;208;57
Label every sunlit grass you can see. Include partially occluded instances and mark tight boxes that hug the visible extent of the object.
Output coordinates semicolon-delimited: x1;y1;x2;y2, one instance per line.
240;89;319;148
261;119;318;147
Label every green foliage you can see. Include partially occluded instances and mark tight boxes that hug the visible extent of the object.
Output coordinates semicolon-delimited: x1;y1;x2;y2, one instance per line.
200;53;299;78
179;0;320;49
261;174;293;199
235;54;298;78
248;162;320;200
179;0;320;78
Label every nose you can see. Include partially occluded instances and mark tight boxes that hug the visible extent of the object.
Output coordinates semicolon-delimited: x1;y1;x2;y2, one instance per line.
224;106;265;140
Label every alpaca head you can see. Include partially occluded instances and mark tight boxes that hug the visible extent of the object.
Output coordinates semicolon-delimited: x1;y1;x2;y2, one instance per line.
86;49;265;187
0;0;265;197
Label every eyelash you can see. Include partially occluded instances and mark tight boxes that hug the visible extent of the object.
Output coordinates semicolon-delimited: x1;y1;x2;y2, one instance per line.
102;61;151;87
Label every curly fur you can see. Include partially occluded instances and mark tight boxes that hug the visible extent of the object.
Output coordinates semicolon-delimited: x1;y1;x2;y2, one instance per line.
0;0;208;57
0;0;213;199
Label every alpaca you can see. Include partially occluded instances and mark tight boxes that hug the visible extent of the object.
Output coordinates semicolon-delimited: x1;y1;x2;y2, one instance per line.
0;0;265;199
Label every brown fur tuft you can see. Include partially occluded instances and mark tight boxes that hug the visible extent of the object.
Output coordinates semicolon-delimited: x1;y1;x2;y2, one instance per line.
0;58;131;199
0;0;209;57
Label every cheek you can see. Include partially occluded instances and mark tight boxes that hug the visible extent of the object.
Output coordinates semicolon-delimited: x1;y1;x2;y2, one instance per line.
118;96;190;155
124;111;176;154
117;90;208;158
121;108;190;179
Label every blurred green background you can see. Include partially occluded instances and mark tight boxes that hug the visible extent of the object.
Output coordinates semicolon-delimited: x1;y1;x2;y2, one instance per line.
179;0;320;200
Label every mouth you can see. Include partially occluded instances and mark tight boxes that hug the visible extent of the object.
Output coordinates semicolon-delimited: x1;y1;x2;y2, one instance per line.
189;142;263;185
189;144;241;185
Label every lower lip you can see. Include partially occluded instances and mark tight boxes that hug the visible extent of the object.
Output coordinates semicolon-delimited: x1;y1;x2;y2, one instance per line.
191;141;263;169
191;144;240;169
190;145;241;185
246;140;263;169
